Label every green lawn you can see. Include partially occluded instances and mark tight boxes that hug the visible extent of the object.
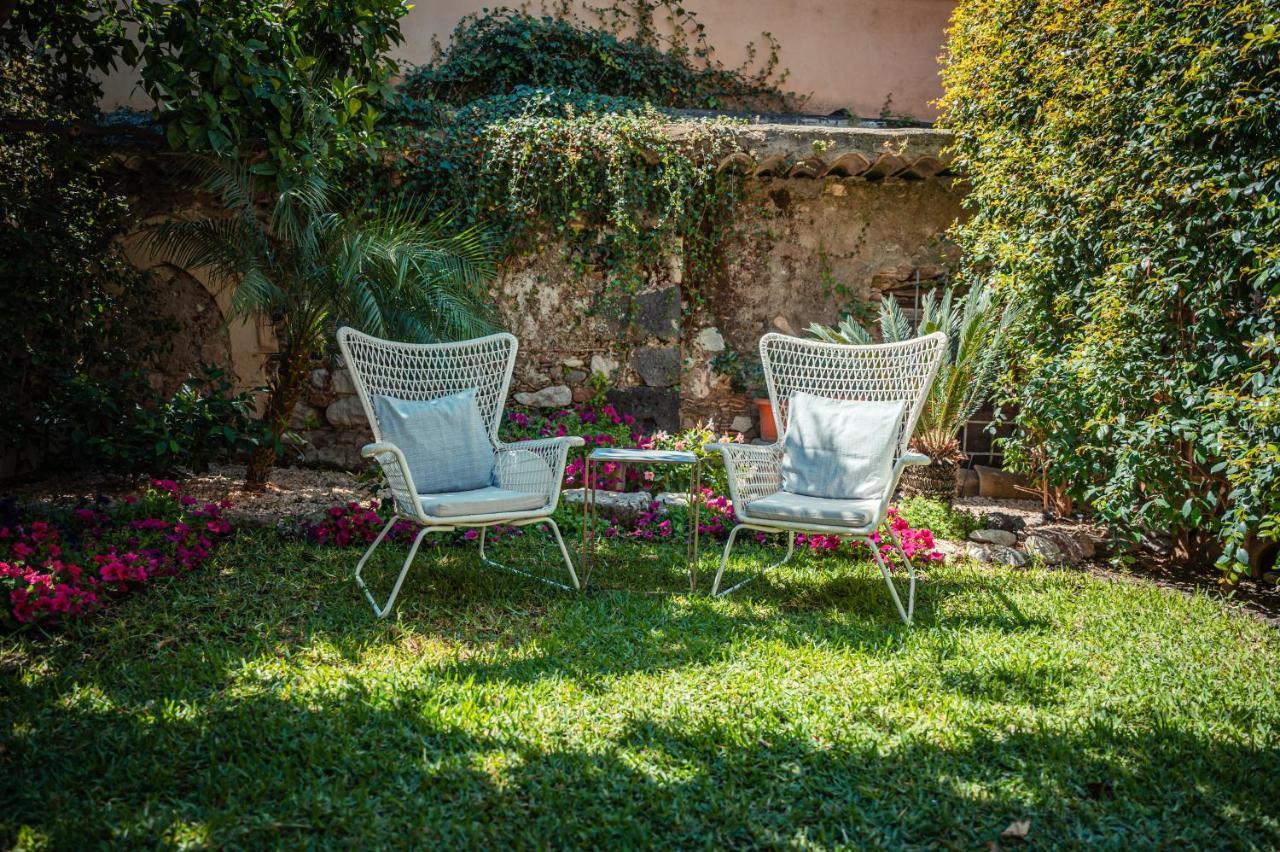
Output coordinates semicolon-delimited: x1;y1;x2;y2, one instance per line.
3;524;1279;848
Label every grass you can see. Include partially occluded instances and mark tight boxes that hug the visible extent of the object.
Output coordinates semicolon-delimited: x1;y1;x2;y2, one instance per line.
3;518;1279;848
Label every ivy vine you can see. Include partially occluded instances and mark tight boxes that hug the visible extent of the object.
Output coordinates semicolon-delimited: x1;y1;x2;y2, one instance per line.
377;1;798;316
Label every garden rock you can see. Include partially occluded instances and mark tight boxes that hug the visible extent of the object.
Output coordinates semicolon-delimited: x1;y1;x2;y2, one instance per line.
590;353;617;378
331;368;356;395
634;287;681;341
933;539;965;560
325;395;367;429
654;492;690;509
561;489;653;524
631;347;681;387
694;326;725;352
979;510;1026;532
514;385;572;407
1027;525;1095;563
730;415;753;433
1023;533;1069;564
969;528;1017;546
964;542;1029;567
289;401;322;431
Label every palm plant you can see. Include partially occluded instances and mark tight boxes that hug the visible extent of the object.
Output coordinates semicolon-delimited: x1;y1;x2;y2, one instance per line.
808;283;1016;500
143;159;496;489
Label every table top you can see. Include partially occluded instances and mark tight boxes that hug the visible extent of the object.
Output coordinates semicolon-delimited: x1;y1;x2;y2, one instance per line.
587;448;699;464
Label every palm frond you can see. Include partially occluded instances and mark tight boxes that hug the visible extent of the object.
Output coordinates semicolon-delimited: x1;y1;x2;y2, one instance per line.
139;218;260;284
879;294;913;343
228;266;286;321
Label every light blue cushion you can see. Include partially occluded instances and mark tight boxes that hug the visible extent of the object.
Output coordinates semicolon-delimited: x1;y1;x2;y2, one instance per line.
419;486;545;518
372;390;495;495
746;491;878;527
780;392;905;500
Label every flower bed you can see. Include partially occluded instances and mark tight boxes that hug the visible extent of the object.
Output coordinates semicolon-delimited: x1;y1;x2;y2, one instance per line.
304;402;945;566
0;480;233;627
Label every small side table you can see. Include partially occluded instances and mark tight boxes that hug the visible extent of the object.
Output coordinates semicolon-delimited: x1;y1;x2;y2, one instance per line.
580;448;701;593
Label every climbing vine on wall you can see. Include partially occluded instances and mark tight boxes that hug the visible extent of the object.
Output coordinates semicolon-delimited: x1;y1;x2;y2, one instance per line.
394;90;742;305
374;2;797;315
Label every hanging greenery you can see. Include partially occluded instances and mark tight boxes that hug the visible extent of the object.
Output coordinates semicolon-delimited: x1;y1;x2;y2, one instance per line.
382;0;800;312
391;89;742;305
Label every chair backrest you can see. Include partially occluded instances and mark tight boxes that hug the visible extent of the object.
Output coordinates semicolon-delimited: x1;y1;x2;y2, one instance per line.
759;331;948;460
336;327;517;446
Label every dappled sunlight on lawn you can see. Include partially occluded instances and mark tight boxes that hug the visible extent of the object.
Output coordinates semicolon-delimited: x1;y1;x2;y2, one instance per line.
3;529;1279;847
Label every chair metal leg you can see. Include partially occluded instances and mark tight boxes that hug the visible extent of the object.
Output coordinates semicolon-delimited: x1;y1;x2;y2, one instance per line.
544;518;581;590
711;526;796;597
478;520;580;592
355;522;432;619
867;533;914;625
881;522;917;621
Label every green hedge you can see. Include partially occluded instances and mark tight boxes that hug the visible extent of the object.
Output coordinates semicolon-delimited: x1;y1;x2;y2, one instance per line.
940;1;1280;574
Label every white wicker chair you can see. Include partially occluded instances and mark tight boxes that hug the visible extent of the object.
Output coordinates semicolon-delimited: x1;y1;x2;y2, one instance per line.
705;331;947;624
336;327;584;617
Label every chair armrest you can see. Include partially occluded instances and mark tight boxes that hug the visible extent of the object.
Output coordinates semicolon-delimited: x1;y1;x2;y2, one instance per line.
494;436;583;503
887;451;933;503
896;451;931;471
704;442;784;512
361;442;422;519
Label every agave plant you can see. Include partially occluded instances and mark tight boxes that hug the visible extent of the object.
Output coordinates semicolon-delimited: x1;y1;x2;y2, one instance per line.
143;158;496;489
808;283;1016;465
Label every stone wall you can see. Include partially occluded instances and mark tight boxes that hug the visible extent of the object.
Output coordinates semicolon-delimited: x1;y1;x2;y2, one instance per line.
120;124;966;469
298;128;964;466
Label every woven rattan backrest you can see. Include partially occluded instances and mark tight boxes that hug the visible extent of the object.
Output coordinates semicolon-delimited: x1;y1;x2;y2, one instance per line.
759;332;947;460
336;328;517;445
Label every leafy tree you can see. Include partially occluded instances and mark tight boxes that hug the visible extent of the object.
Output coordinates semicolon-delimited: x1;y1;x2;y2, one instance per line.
0;51;149;472
142;158;497;488
131;0;409;182
0;0;134;100
939;0;1280;571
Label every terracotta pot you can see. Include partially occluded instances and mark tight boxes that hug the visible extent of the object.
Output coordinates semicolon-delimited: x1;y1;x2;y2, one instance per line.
754;397;777;442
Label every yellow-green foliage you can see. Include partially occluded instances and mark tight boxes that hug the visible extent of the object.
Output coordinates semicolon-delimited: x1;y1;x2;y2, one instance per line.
940;1;1280;573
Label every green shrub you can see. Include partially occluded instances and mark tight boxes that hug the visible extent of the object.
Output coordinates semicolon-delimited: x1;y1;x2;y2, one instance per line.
402;3;794;112
58;368;277;474
940;0;1280;574
896;497;979;542
0;52;153;471
0;53;286;477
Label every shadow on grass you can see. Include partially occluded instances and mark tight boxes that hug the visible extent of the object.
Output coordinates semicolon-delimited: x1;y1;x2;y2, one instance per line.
1;679;1276;847
3;529;1279;845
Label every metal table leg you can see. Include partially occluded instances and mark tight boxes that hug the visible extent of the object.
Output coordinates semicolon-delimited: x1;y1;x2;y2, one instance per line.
580;455;594;588
687;460;700;593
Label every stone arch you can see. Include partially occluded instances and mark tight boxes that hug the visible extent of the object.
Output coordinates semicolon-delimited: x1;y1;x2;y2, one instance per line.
120;219;277;395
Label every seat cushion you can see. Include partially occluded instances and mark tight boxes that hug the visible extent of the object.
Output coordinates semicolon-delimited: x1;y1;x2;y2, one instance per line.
372;389;495;495
780;392;905;500
745;490;879;528
418;486;546;519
